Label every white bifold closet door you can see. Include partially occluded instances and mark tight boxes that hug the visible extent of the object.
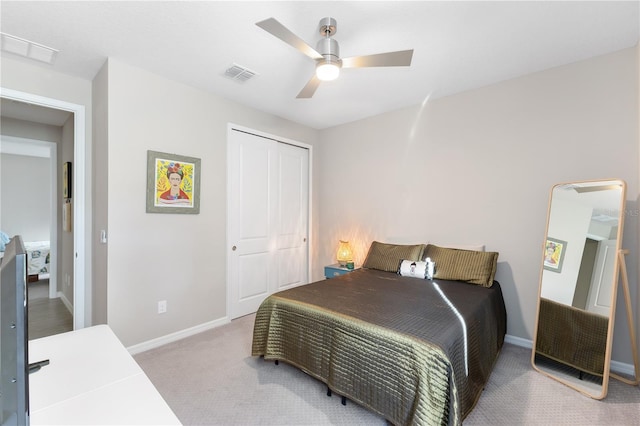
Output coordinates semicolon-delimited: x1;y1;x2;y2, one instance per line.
227;127;309;319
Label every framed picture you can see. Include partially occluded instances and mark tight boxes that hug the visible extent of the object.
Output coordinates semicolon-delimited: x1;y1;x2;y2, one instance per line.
63;199;72;232
146;150;201;214
63;162;72;198
543;237;567;273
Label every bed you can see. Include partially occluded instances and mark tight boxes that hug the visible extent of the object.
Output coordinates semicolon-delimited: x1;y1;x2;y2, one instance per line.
25;240;51;282
252;242;506;426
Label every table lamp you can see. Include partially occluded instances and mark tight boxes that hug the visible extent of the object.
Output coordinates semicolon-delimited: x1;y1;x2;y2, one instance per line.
336;240;354;268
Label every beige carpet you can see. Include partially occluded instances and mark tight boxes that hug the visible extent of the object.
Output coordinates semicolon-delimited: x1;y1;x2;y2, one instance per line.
134;314;640;425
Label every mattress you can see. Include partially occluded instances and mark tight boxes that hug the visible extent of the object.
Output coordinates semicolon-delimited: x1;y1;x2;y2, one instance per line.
252;268;507;425
25;241;51;277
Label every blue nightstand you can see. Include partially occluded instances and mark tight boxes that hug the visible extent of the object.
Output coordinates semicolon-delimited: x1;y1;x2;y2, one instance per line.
324;263;360;279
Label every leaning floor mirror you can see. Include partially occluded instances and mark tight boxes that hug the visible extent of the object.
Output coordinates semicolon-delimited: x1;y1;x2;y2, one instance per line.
532;179;639;399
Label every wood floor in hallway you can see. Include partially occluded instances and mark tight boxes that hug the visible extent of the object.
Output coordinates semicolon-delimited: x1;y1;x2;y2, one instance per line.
28;279;73;340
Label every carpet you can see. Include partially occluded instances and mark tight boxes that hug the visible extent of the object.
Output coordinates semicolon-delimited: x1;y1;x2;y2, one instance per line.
134;314;640;425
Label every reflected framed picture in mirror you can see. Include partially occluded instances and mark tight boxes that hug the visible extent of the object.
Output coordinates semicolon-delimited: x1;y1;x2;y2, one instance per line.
543;237;566;273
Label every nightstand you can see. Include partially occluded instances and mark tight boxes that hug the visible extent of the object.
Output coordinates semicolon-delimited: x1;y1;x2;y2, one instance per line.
324;263;360;279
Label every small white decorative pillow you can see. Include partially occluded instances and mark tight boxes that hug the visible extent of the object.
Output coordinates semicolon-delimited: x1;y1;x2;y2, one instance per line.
398;259;427;278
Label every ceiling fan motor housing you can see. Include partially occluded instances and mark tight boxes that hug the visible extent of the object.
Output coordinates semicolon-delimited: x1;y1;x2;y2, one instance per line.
316;17;341;65
316;37;340;62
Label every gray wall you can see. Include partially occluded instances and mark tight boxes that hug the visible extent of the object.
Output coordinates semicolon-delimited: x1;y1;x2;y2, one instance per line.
92;60;109;325
102;58;320;347
316;47;639;364
0;107;77;310
0;153;51;241
1;56;93;321
2;45;638;366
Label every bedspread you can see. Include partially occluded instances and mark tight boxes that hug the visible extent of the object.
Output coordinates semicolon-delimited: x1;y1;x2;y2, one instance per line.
25;241;50;276
252;269;506;426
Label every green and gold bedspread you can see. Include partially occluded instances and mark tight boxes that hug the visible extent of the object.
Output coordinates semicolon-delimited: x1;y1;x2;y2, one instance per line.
252;269;506;426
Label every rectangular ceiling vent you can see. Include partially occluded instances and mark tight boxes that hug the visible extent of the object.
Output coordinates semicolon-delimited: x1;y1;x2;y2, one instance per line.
224;63;257;83
1;32;59;64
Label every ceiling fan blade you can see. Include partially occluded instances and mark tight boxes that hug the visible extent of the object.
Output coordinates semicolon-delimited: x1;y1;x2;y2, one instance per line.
256;18;323;60
342;49;414;68
296;75;321;98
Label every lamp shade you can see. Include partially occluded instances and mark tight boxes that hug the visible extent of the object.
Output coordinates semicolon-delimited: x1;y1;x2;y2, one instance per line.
316;61;340;81
336;240;353;266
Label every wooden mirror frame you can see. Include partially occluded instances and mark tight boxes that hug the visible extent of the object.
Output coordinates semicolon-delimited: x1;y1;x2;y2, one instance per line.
531;178;637;399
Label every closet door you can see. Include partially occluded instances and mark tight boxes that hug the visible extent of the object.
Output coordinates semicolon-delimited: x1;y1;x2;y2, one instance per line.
227;128;309;319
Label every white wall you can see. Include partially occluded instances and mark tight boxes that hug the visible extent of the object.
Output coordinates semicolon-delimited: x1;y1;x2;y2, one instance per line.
0;153;51;241
103;59;319;347
317;47;639;364
541;196;592;305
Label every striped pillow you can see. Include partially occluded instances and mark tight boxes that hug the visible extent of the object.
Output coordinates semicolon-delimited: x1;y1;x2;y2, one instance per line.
423;244;498;287
363;241;426;272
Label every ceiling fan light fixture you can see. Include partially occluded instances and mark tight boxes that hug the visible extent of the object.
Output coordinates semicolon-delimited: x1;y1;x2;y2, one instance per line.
316;59;341;81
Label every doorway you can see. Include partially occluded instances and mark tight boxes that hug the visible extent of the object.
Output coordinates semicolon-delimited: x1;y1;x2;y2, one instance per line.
227;124;311;319
1;87;88;329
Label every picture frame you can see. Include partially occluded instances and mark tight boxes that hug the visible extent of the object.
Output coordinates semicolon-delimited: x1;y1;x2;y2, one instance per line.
146;150;201;214
543;237;567;273
63;161;72;198
63;199;72;232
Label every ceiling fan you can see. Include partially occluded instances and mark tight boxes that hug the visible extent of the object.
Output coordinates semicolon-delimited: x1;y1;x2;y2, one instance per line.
256;17;414;98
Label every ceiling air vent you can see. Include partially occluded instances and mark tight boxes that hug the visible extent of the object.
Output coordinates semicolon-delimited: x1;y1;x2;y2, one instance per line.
1;32;59;64
224;64;257;83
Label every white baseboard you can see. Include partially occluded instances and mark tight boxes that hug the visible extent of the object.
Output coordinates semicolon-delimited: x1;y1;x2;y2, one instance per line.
504;334;532;348
610;359;637;377
58;291;73;315
126;316;231;355
504;334;636;377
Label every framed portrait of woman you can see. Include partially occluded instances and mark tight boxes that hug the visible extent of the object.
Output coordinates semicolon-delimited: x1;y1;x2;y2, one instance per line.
543;237;567;273
146;150;201;214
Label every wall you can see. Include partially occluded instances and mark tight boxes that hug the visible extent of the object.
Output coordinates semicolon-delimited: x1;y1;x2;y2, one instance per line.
541;196;592;305
0;117;62;142
92;62;109;325
60;116;75;307
637;42;640;367
317;47;639;364
1;56;93;322
102;59;319;347
0;153;51;241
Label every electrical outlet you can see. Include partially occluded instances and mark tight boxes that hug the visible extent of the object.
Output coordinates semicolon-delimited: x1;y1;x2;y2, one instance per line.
157;300;167;314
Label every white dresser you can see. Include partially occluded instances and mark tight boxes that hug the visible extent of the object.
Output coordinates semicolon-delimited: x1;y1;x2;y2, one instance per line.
29;325;181;425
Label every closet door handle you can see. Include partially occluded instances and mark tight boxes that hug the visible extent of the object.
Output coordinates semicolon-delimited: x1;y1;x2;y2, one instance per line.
232;246;237;251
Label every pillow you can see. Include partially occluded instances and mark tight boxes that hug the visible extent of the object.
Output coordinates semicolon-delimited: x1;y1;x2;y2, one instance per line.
422;244;498;287
398;259;428;278
433;243;485;252
363;241;426;273
0;231;10;252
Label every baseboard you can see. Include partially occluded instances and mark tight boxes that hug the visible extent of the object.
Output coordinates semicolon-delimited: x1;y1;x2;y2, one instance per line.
504;334;532;348
504;334;636;377
126;316;231;355
610;359;637;377
58;291;73;315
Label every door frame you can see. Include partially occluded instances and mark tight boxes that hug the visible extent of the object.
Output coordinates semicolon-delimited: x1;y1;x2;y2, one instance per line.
1;87;88;329
226;123;313;319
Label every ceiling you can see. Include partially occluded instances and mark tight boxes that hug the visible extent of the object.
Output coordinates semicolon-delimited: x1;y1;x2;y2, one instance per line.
1;1;638;130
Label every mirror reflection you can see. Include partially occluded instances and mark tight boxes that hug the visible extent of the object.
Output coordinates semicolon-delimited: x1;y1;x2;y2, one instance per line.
532;179;626;399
